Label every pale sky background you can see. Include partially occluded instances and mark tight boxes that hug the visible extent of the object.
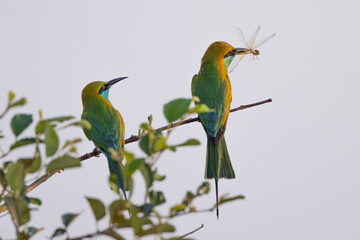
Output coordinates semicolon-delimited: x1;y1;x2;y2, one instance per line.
1;0;360;239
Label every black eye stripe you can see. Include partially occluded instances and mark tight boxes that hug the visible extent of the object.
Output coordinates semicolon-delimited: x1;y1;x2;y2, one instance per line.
98;85;106;94
224;50;235;58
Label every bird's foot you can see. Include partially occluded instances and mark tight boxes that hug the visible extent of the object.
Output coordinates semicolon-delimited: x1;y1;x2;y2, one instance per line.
93;148;102;157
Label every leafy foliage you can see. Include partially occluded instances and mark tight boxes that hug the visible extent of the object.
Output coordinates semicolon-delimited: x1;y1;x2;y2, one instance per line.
0;93;245;239
10;114;32;137
46;154;80;172
164;98;192;122
86;197;106;221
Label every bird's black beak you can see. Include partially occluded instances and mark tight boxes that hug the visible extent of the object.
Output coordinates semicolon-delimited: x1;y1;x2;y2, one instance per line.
105;76;128;89
235;48;251;55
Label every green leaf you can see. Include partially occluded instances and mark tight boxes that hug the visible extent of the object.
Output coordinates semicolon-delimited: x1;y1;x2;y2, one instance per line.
153;169;166;182
139;163;153;188
150;191;166;206
109;174;120;195
189;104;214;114
138;223;175;237
51;228;66;239
139;131;163;156
126;158;145;176
45;123;59;157
16;197;30;226
36;116;75;135
219;194;245;205
9;98;27;108
68;146;77;153
162;238;187;240
124;151;135;163
5;162;25;191
139;134;151;156
2;161;12;169
86;197;106;221
62;213;80;227
163;98;192;122
35;120;47;134
46;154;81;172
139;122;149;130
28;197;42;206
46;116;74;123
0;169;7;189
62;138;82;149
147;115;153;125
197;181;210;195
64;119;91;130
28;148;41;173
183;191;195;204
19;158;36;174
103;229;125;240
10;137;39;150
23;226;43;238
170;204;186;214
176;138;200;147
154;135;168;152
5;196;30;226
8;91;15;102
109;200;127;225
129;207;142;235
10;114;33;137
17;231;28;240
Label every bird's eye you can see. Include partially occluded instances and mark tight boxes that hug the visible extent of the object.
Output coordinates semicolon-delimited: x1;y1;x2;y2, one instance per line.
98;85;106;94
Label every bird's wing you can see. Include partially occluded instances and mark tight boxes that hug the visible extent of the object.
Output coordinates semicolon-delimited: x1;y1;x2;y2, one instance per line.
192;73;231;141
116;109;125;158
82;100;122;152
191;74;198;97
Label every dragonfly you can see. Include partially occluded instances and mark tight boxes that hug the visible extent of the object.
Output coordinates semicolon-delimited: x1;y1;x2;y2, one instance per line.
229;26;276;73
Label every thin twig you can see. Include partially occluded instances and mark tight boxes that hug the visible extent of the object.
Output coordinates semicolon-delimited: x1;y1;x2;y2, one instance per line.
24;148;102;195
0;107;9;119
0;98;271;213
180;224;204;238
66;227;118;240
158;205;216;220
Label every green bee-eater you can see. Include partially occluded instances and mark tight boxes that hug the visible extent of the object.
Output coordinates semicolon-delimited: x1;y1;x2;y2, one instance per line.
192;42;249;218
81;77;127;199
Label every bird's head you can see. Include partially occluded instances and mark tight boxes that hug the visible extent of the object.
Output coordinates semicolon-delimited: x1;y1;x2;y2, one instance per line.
81;77;127;102
201;41;250;71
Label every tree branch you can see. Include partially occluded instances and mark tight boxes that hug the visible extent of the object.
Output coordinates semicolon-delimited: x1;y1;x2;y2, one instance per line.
66;227;123;240
24;148;102;195
158;203;218;220
125;98;272;144
0;98;271;213
180;224;204;238
0;107;9;119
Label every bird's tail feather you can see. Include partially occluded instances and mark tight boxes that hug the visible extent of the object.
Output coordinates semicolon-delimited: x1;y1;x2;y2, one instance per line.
219;138;235;179
104;151;127;200
205;136;235;218
205;136;235;179
215;178;219;219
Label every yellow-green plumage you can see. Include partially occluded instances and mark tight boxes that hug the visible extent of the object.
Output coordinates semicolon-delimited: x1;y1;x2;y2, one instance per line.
192;42;244;218
81;78;127;199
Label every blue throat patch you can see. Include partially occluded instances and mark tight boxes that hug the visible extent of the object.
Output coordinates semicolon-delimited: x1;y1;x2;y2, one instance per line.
224;55;234;70
101;89;109;100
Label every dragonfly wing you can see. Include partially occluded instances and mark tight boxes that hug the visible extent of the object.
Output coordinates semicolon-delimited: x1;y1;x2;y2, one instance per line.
248;25;261;48
236;27;249;48
228;54;246;73
253;33;276;49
